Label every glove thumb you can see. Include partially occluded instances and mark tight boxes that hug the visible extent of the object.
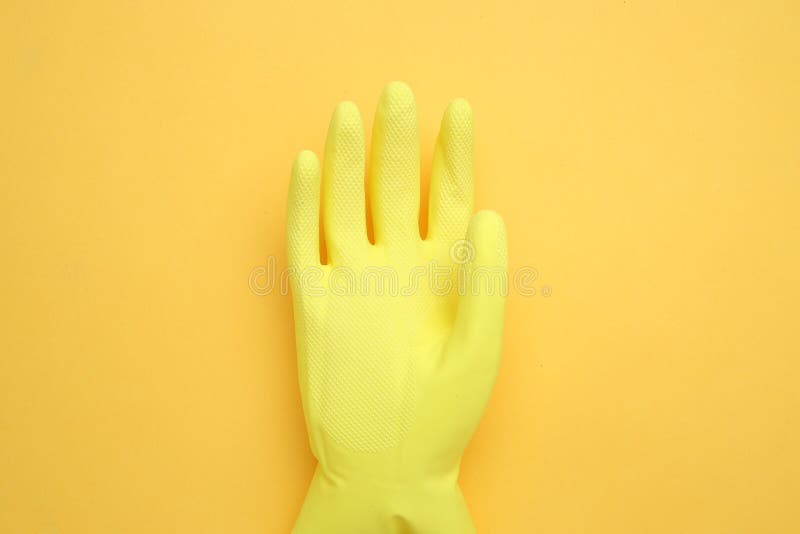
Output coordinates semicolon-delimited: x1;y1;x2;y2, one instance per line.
448;210;508;367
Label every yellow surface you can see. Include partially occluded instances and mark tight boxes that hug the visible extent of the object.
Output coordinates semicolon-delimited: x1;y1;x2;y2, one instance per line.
1;1;798;532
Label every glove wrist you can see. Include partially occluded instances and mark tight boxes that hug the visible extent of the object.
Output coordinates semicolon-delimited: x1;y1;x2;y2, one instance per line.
292;465;476;534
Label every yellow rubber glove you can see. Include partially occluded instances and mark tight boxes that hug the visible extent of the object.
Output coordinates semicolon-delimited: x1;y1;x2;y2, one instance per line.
286;82;507;534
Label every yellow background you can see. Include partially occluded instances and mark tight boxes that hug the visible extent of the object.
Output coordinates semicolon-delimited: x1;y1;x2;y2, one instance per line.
1;1;798;532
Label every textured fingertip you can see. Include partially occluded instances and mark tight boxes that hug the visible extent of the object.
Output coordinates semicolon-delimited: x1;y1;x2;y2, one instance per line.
374;81;418;143
441;98;473;150
331;101;362;129
290;150;321;207
437;98;473;192
292;150;320;180
445;97;472;121
468;210;507;268
325;101;364;168
379;81;416;111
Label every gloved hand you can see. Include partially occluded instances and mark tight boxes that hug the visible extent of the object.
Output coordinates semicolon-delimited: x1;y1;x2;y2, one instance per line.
286;81;507;534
